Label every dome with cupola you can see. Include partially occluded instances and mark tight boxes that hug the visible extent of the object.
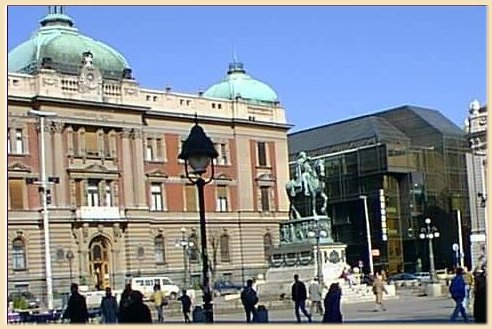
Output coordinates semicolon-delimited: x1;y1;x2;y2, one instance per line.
203;61;278;105
8;6;132;80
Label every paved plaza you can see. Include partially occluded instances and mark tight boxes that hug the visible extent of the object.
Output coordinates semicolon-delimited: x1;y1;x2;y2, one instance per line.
162;293;472;323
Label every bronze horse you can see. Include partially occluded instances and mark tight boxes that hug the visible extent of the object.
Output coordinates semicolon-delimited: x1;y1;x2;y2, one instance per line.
285;159;328;219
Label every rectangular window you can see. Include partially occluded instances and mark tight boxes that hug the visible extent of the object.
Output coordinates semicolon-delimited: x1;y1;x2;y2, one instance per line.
258;142;267;167
215;143;228;165
156;138;163;159
260;186;270;212
9;179;25;209
85;131;98;156
216;186;228;212
151;183;163;211
87;179;99;207
105;183;113;206
7;130;11;154
185;185;197;211
15;129;24;154
146;138;153;160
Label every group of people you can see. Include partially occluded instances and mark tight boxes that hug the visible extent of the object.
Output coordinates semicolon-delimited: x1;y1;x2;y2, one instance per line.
61;282;193;324
448;265;487;323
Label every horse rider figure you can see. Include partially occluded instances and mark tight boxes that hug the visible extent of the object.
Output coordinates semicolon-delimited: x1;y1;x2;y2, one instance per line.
295;152;315;197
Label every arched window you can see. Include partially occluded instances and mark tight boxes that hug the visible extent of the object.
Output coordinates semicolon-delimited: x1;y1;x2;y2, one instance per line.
220;234;230;263
263;233;273;262
12;238;26;270
154;235;166;264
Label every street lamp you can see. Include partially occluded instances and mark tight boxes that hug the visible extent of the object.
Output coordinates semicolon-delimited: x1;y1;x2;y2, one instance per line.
178;118;218;323
66;250;74;284
175;227;195;288
419;217;440;282
29;109;57;310
307;218;327;286
359;195;374;275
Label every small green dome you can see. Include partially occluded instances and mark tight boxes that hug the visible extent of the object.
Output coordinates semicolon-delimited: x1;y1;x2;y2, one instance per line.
8;8;131;80
204;62;278;105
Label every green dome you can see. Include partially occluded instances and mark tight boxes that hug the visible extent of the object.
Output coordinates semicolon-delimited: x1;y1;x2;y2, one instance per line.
8;8;131;80
204;62;278;105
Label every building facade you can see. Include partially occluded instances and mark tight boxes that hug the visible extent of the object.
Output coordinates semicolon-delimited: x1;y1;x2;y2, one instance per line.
465;100;487;270
7;7;290;304
288;106;471;274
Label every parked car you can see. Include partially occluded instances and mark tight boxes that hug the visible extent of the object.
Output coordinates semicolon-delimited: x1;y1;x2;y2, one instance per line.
387;273;419;286
8;291;41;309
213;281;243;297
413;272;431;282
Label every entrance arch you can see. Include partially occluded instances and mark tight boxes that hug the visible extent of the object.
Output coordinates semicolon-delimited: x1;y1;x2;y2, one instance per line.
88;235;112;290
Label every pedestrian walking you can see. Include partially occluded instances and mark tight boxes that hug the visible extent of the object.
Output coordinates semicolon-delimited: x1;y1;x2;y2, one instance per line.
62;283;89;323
322;283;342;323
118;282;133;316
240;279;259;323
463;267;474;310
372;274;388;312
150;284;168;323
177;289;192;323
291;274;312;323
449;267;469;322
308;277;323;315
472;266;486;323
99;286;118;323
119;290;152;323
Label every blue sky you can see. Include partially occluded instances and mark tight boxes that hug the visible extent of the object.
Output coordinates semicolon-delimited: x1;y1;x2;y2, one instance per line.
7;5;486;132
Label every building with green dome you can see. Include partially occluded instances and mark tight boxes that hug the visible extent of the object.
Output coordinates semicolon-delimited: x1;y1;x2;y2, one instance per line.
204;61;279;106
7;6;291;309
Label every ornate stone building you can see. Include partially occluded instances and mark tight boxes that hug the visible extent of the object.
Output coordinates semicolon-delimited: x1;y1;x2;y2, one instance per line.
465;100;487;270
7;7;290;304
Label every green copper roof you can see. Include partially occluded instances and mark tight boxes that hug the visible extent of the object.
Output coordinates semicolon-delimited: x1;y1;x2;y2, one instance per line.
203;62;278;105
8;8;131;80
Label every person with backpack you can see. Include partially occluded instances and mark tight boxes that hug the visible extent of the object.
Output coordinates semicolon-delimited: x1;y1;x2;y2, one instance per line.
449;267;469;322
240;279;259;323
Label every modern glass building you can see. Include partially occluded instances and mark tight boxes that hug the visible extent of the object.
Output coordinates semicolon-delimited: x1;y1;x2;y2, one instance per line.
288;106;471;274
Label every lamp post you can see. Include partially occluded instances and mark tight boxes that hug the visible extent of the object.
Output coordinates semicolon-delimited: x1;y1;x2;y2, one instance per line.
176;227;195;288
419;217;440;282
308;218;327;286
178;118;218;323
359;195;374;275
29;109;57;310
66;250;74;284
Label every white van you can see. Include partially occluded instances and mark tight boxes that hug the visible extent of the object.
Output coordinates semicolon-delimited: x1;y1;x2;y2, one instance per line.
130;276;180;300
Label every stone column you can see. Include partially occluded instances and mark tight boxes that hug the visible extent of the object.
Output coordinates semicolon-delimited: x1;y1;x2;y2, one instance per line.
52;122;67;206
132;129;146;208
121;129;134;208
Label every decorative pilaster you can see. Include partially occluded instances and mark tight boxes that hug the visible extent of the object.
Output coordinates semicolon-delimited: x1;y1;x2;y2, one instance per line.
121;128;134;208
132;129;147;208
52;122;67;206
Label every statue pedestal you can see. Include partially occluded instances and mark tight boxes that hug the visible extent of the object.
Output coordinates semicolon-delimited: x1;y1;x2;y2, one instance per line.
258;241;347;297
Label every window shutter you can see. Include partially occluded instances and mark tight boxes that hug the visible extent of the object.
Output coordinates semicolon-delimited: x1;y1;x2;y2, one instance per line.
9;179;24;209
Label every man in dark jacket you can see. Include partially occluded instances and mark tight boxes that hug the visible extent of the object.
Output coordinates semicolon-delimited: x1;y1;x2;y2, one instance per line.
473;266;486;323
119;290;152;323
62;283;89;323
240;279;259;323
177;289;192;323
118;283;132;317
449;267;469;322
291;274;312;323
